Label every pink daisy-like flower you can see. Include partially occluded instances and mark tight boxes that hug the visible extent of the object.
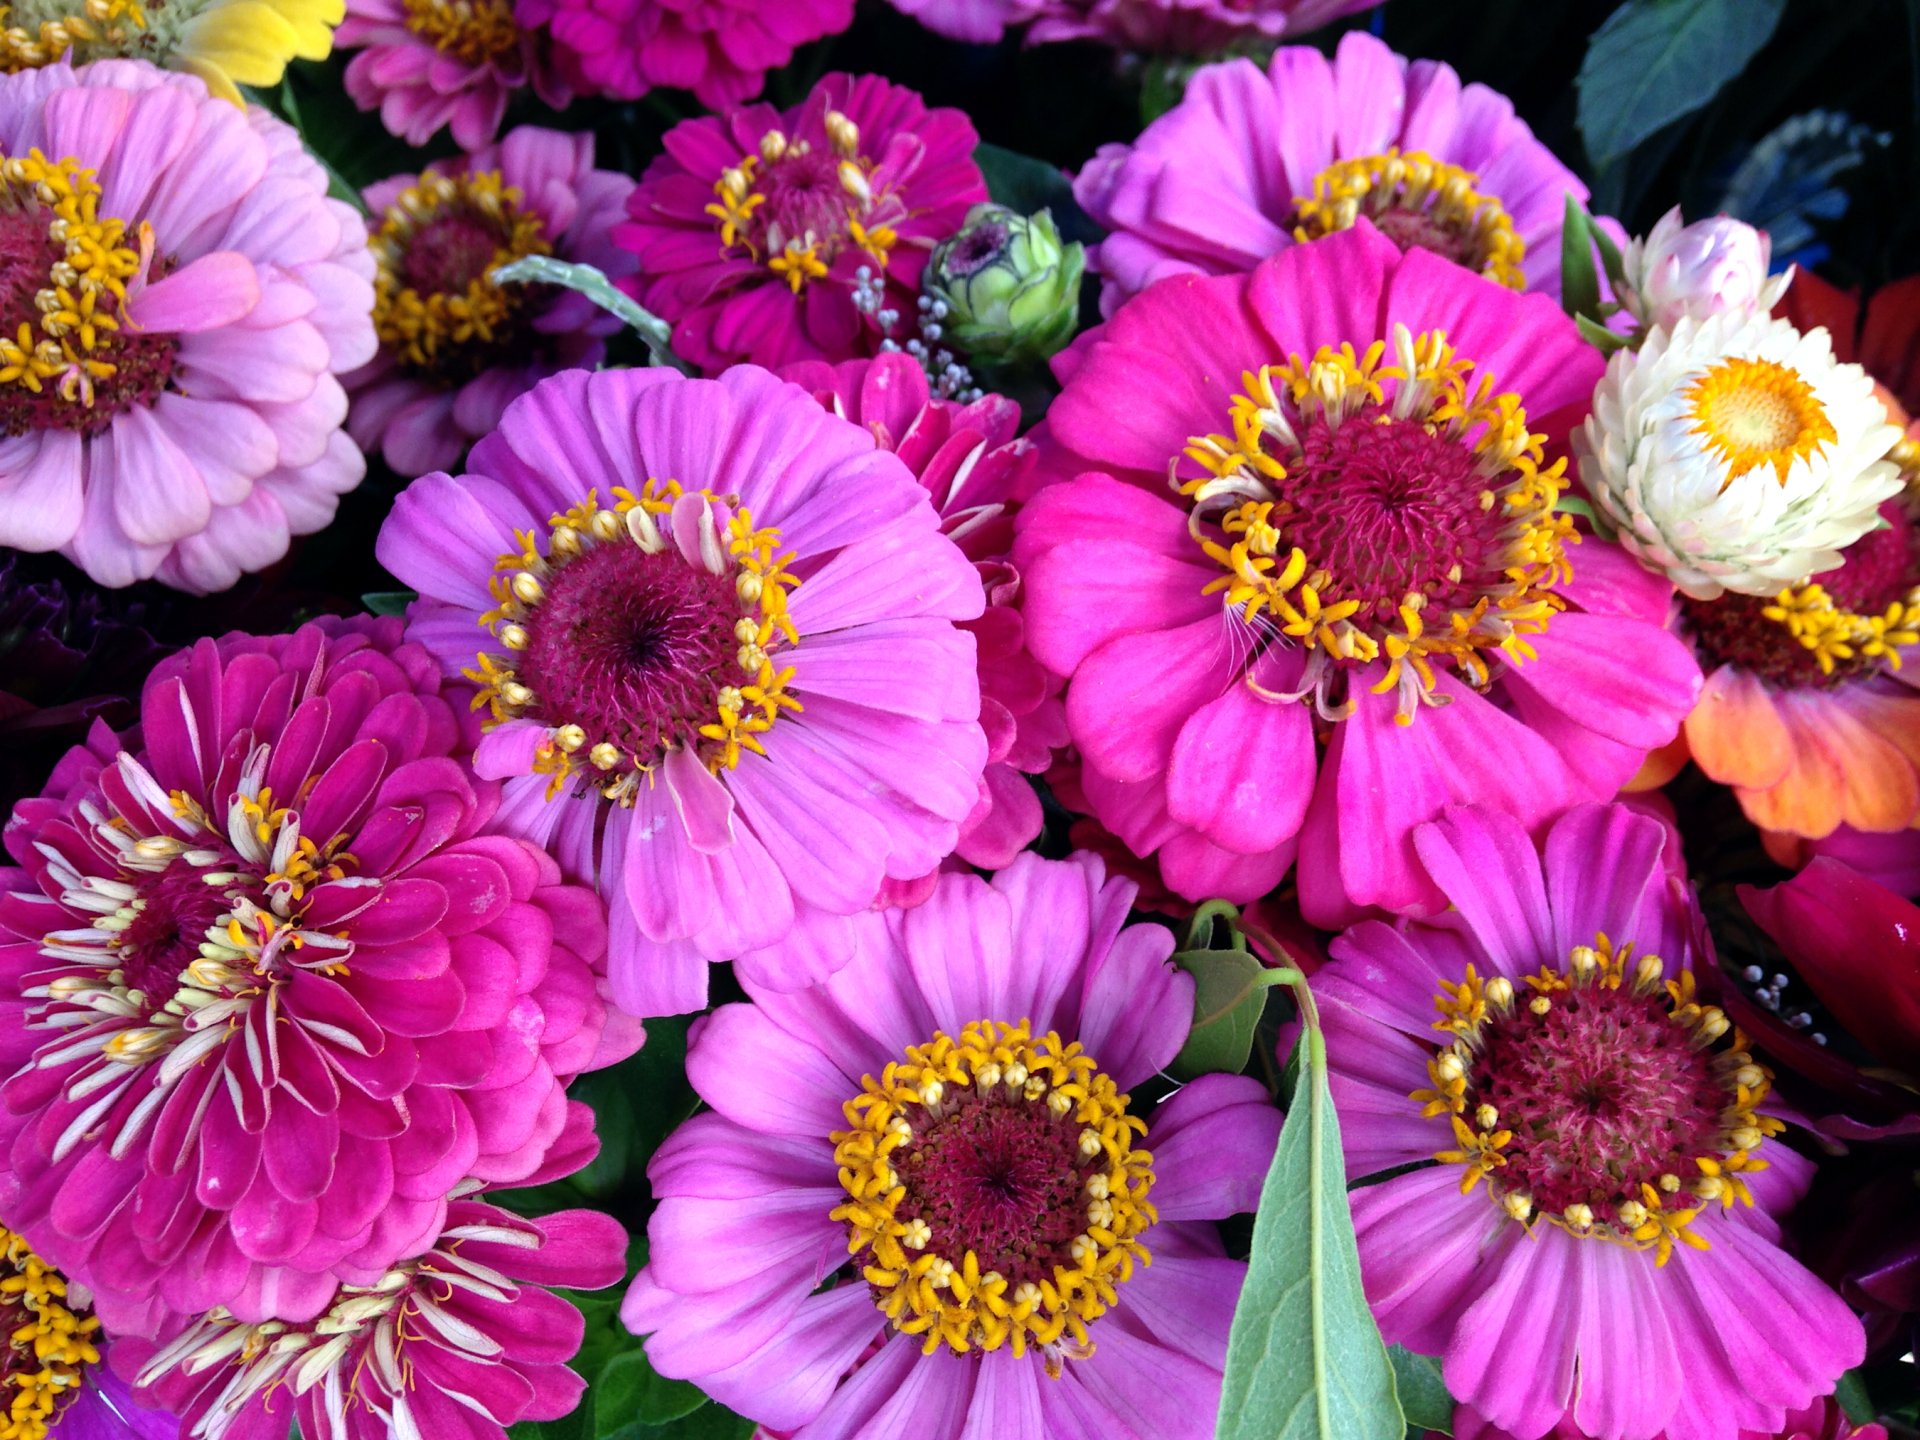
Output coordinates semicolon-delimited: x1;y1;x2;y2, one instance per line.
376;365;987;1018
882;0;1039;42
518;0;852;110
0;618;639;1336
345;126;637;479
612;72;986;373
130;1197;627;1440
1015;223;1701;924
1030;0;1380;54
1442;1398;1888;1440
1315;801;1864;1440
1073;31;1590;317
622;851;1281;1440
0;61;375;595
782;353;1065;894
339;0;564;151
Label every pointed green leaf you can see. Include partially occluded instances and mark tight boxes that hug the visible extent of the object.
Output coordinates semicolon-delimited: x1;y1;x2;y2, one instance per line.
1558;195;1601;324
1170;947;1282;1080
1574;313;1634;355
361;590;415;616
489;257;690;373
1388;1346;1453;1434
1216;1022;1403;1440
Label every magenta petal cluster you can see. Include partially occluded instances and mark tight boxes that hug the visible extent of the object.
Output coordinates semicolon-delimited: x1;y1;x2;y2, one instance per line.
1316;802;1864;1440
338;0;564;150
1073;31;1591;315
1015;222;1702;924
0;61;376;594
0;618;639;1336
131;1199;629;1440
883;0;1039;42
1030;0;1380;53
1445;1397;1888;1440
612;72;986;373
622;852;1280;1440
346;126;638;479
376;365;988;1018
782;354;1065;896
521;0;854;108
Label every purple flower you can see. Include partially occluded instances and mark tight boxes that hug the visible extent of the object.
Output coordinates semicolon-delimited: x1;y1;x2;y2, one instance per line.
1313;802;1864;1440
622;851;1280;1440
1028;0;1381;53
376;366;988;1017
1073;31;1589;316
0;618;640;1336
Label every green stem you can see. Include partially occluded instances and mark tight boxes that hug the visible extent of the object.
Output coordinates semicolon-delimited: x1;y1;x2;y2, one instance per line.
489;256;690;373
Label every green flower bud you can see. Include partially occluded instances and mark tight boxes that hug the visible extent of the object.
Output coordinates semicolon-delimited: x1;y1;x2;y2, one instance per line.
924;203;1086;366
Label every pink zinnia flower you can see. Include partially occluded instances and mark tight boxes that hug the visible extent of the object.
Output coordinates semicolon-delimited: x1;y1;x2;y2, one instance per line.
339;0;564;151
345;126;637;479
1443;1398;1887;1440
376;365;987;1018
782;353;1065;895
1074;31;1590;316
1015;223;1701;924
883;0;1039;42
518;0;852;109
1030;0;1380;53
0;618;640;1336
131;1198;627;1440
612;73;986;373
1316;802;1864;1440
622;852;1281;1440
0;61;375;594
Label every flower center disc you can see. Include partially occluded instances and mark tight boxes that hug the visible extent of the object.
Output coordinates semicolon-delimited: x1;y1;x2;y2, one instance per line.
1293;150;1525;290
401;0;519;65
829;1020;1155;1362
1180;325;1572;722
372;170;550;381
1686;357;1837;485
0;1228;100;1440
1416;940;1781;1263
0;148;176;435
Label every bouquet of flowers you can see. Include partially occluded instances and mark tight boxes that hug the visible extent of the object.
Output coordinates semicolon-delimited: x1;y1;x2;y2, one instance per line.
0;1;1914;1437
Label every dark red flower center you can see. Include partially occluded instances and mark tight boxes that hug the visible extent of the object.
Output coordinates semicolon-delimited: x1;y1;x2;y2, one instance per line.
117;857;237;1010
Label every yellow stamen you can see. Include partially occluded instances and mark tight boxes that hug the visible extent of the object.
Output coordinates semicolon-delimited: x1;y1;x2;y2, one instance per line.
1293;149;1526;291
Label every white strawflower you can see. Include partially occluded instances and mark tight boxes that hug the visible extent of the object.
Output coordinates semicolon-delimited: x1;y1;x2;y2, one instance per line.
1579;308;1903;600
1622;207;1789;330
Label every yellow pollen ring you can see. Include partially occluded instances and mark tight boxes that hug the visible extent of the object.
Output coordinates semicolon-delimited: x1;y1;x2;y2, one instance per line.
828;1019;1155;1363
400;0;519;66
1293;149;1526;291
0;1227;101;1440
1761;579;1920;677
1686;356;1837;487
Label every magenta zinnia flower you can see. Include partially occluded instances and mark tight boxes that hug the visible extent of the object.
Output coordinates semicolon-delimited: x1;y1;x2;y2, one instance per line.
783;353;1065;894
376;365;987;1017
1073;31;1590;317
0;61;375;594
1315;802;1864;1440
1444;1397;1888;1440
1016;223;1701;924
131;1198;627;1440
345;126;637;479
0;618;639;1336
622;852;1280;1440
340;0;564;151
519;0;852;109
1030;0;1380;54
883;0;1038;42
612;73;986;373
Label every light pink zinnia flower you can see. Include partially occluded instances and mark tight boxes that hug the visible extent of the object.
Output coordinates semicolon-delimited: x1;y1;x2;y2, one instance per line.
0;618;640;1336
339;0;564;151
130;1197;628;1440
1074;31;1590;316
612;72;986;373
518;0;852;109
1016;223;1702;925
883;0;1039;42
782;353;1065;897
345;126;637;479
1030;0;1380;53
1444;1397;1887;1440
376;365;987;1018
1316;802;1864;1440
0;61;375;594
623;851;1281;1440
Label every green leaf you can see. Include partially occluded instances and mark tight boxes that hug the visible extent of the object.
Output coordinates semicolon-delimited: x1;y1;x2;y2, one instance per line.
1574;313;1634;355
1387;1347;1453;1434
1558;195;1601;325
563;1017;695;1202
1575;0;1786;170
1170;947;1283;1081
593;1349;709;1432
1216;1011;1403;1439
1834;1367;1874;1425
972;143;1104;246
489;257;690;373
361;590;416;616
